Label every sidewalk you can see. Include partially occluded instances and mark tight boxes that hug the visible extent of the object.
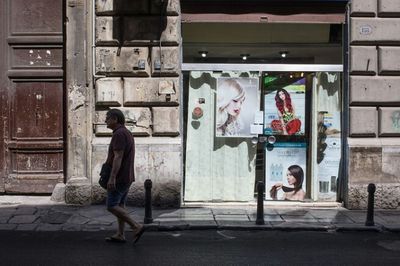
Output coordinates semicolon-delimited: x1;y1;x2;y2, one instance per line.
0;196;399;233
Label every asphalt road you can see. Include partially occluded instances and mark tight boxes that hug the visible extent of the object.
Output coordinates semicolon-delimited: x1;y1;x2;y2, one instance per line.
0;230;399;265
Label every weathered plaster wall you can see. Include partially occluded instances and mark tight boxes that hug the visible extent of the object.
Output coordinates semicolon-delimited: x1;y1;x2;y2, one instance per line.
349;0;400;209
91;0;182;207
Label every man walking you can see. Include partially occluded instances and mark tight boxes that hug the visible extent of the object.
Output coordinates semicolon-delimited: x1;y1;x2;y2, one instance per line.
104;109;144;244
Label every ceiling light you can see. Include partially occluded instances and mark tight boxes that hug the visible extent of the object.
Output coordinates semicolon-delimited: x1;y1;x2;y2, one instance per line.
241;54;249;61
280;51;288;58
199;51;208;58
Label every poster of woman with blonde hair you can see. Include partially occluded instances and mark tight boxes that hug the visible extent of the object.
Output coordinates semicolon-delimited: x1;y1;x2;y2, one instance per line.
216;77;259;137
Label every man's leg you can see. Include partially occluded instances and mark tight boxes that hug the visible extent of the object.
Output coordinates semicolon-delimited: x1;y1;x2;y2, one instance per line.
107;205;142;232
107;184;143;240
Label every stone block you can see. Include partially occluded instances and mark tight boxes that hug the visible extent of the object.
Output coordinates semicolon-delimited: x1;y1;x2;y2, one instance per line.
124;78;179;106
350;76;400;104
151;47;180;76
95;16;120;45
348;183;400;209
350;46;377;74
382;146;400;180
378;0;400;17
95;78;123;106
94;108;152;136
151;0;180;16
65;177;92;205
351;18;400;44
95;47;150;76
95;0;149;15
378;46;400;74
123;16;179;45
379;107;400;136
152;180;181;207
348;146;383;184
152;107;180;135
128;143;181;183
90;143;108;191
95;0;114;15
351;0;377;17
50;183;66;202
149;144;181;183
349;107;377;137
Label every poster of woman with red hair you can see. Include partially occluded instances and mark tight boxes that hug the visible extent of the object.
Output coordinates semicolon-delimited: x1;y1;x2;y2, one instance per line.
264;75;305;136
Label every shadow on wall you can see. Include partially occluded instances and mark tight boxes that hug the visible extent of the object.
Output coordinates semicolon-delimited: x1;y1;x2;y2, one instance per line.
112;0;168;45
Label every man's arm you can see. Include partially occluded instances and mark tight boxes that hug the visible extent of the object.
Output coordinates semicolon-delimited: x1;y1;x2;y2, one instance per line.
107;149;124;191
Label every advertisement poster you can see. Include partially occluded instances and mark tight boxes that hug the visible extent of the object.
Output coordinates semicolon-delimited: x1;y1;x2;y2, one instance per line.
265;142;307;201
263;75;305;136
317;111;341;200
215;77;260;137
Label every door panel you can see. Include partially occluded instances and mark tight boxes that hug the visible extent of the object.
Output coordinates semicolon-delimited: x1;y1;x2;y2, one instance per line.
12;81;63;139
1;0;64;194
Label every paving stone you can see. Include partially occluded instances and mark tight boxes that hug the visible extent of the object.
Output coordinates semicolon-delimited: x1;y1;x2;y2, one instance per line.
78;206;108;218
62;224;83;231
308;209;344;219
92;214;116;224
159;208;212;217
14;207;37;215
36;224;63;231
0;217;10;223
0;224;17;230
66;215;90;225
214;215;250;221
156;216;214;222
87;220;113;226
280;213;316;220
16;224;38;231
217;220;260;227
316;217;355;224
248;214;284;222
8;215;39;224
247;209;279;216
0;208;16;217
186;221;218;228
82;224;113;231
279;217;319;223
275;208;310;216
212;209;248;215
41;210;72;224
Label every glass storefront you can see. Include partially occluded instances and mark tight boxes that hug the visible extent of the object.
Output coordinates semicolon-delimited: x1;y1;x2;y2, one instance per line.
183;68;342;202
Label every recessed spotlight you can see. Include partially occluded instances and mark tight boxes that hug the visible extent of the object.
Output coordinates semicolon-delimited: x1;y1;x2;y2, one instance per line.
279;51;288;58
199;51;208;58
241;54;249;61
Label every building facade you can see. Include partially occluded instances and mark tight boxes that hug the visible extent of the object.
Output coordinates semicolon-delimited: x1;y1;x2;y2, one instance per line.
0;0;399;209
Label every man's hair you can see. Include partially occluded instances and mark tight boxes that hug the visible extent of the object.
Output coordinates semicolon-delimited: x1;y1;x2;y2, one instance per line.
106;109;125;125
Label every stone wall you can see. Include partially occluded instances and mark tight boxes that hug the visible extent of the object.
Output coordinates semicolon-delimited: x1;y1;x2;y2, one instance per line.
349;0;400;209
92;0;181;207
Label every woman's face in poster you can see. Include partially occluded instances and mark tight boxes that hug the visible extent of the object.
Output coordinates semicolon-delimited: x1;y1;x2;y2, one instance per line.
226;97;245;117
286;170;297;185
278;90;286;101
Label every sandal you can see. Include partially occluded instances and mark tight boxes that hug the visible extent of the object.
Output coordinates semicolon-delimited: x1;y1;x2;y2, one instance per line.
105;236;126;243
133;226;146;244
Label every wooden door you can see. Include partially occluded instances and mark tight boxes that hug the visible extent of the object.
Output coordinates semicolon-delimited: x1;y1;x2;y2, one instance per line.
0;0;64;193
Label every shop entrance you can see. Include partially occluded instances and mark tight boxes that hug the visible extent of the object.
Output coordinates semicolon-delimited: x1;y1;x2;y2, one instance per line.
182;65;342;202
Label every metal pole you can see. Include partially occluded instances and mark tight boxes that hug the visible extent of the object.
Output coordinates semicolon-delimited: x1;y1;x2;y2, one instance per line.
256;181;265;225
365;183;376;226
144;179;153;224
